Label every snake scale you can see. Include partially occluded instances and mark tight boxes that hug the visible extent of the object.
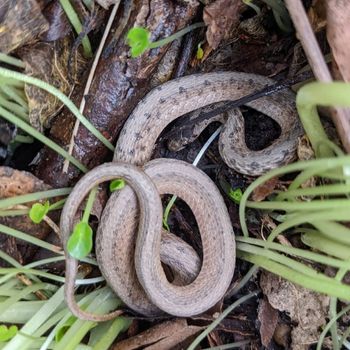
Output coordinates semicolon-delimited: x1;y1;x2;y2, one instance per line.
61;72;303;321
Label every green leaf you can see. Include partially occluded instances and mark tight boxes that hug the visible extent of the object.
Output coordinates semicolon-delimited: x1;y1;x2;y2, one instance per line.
126;27;150;57
67;221;93;259
228;188;243;204
29;201;50;224
55;315;76;342
109;179;126;192
0;325;18;341
196;44;204;60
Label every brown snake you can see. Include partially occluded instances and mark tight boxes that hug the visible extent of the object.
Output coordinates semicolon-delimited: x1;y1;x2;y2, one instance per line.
61;72;302;321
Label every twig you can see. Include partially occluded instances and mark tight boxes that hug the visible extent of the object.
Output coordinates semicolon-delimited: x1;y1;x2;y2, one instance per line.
43;215;62;240
285;0;350;153
16;273;48;300
63;1;121;173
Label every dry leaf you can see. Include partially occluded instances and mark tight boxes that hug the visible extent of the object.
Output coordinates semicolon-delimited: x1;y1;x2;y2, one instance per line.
258;297;279;347
260;272;329;350
327;0;350;81
112;319;204;350
0;0;48;53
203;0;242;49
251;177;278;202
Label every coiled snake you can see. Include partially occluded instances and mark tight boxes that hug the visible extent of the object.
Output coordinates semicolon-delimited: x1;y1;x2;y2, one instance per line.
61;72;302;321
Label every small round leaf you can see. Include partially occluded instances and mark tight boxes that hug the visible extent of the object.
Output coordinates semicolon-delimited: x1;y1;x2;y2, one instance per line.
196;45;204;60
126;27;150;57
67;221;93;259
0;325;18;341
29;201;50;224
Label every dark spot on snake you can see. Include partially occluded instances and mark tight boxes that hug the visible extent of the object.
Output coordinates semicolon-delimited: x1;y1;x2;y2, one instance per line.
128;149;135;155
156;86;162;91
140;146;146;152
135;132;142;141
229;77;236;84
179;86;186;94
177;246;185;253
144;113;151;119
159;97;166;104
250;161;259;170
283;149;290;158
121;128;127;136
204;80;211;86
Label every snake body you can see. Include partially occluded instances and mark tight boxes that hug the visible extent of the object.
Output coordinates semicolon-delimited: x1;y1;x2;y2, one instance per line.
62;72;302;320
115;71;302;175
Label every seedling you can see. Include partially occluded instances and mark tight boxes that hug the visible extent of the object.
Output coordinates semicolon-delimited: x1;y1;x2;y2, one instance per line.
126;22;205;58
110;179;126;192
0;325;18;342
29;198;66;224
67;221;93;260
29;201;50;224
228;187;243;204
67;177;127;260
196;42;204;60
67;187;97;260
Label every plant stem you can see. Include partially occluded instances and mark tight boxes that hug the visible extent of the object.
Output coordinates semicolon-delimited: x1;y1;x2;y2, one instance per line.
239;155;350;236
236;236;350;269
0;106;88;173
59;0;92;57
275;183;350;200
187;291;258;350
0;188;71;209
149;22;205;49
246;198;350;211
0;67;114;151
0;53;25;68
238;252;350;300
82;187;98;223
0;224;62;253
